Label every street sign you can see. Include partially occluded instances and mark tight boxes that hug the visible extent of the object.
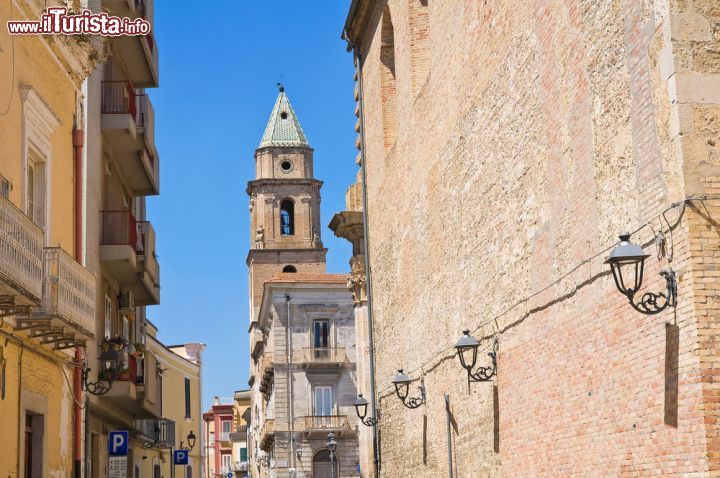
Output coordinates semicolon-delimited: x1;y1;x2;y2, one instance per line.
173;449;189;465
227;473;232;478
108;456;127;478
108;431;129;456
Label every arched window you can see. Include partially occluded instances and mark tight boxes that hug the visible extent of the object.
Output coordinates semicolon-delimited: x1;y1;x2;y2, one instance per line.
280;199;295;235
409;0;430;96
283;265;297;273
313;449;338;478
381;5;397;151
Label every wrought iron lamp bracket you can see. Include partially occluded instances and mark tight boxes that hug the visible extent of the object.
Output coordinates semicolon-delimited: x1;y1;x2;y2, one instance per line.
82;363;114;396
624;269;677;315
467;338;499;383
401;382;425;410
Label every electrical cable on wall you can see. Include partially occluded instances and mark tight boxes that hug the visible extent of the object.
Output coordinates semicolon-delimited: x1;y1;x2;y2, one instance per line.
376;194;720;397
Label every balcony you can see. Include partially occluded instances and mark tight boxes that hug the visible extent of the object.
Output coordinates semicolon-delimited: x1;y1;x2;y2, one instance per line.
101;82;159;196
295;415;351;438
0;194;43;304
40;247;96;339
103;0;159;88
104;350;161;418
136;418;175;448
299;347;348;369
259;419;275;451
100;211;160;305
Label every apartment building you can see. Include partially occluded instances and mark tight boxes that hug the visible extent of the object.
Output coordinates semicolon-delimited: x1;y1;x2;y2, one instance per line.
0;1;97;476
247;87;360;478
139;326;205;478
204;397;235;477
82;0;164;474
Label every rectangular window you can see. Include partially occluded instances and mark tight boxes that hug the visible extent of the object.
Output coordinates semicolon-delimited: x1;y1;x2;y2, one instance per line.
26;149;46;228
221;454;231;473
184;378;191;418
104;295;112;339
240;447;247;461
313;320;329;348
313;386;333;416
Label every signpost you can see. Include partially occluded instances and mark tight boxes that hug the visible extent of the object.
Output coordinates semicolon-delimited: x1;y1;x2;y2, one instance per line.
108;431;129;478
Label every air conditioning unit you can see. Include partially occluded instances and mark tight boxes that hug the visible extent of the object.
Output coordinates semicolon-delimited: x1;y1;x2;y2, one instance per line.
119;290;135;314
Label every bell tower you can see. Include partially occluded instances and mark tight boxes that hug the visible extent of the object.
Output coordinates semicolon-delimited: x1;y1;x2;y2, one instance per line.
246;85;327;321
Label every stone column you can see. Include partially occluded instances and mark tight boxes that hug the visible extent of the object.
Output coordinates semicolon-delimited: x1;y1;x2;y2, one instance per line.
329;210;374;478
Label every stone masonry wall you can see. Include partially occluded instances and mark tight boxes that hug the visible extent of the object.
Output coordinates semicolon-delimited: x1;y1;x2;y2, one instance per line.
348;0;720;476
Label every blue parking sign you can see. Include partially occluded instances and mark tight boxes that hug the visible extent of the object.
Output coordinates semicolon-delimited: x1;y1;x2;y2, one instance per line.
108;431;128;456
173;449;189;465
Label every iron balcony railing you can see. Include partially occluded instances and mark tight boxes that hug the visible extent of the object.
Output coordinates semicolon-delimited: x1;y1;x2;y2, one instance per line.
101;81;137;121
136;220;158;280
0;194;43;300
42;247;95;335
295;415;350;432
299;347;348;364
136;418;175;448
259;418;275;450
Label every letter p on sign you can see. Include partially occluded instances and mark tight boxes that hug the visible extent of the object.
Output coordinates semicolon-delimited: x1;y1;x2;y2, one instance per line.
108;431;129;456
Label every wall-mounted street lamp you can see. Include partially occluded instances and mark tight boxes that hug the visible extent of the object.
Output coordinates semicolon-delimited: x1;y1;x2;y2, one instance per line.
354;394;378;426
454;330;497;390
605;233;677;315
391;370;425;409
82;348;122;396
179;431;197;452
327;432;337;478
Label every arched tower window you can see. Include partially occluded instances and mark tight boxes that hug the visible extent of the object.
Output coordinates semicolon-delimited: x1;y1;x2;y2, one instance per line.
381;5;397;152
283;265;297;273
280;199;295;236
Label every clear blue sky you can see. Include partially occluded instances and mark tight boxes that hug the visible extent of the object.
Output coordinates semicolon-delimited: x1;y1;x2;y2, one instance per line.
148;1;355;408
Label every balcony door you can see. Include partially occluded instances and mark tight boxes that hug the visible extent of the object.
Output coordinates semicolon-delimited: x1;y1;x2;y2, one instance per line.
314;386;333;428
313;320;330;360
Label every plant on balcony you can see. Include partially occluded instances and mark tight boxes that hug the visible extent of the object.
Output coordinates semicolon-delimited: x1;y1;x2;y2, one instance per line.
100;336;129;352
128;342;146;358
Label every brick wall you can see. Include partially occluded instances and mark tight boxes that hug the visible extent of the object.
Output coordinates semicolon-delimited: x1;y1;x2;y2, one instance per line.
344;0;720;475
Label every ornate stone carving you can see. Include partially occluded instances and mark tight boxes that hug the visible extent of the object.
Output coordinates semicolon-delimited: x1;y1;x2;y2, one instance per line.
347;273;367;305
254;225;265;249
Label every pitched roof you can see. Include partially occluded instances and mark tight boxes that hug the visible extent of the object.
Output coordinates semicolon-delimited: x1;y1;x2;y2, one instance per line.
266;273;348;284
259;86;310;148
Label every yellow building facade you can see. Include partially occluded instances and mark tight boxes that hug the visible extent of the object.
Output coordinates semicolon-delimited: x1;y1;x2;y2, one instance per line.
135;322;204;478
0;1;97;477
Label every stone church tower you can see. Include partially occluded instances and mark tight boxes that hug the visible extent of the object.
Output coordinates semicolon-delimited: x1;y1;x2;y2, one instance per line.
246;85;327;321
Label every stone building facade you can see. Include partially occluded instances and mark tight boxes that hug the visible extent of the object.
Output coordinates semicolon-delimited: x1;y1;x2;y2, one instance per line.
247;88;361;477
339;0;720;476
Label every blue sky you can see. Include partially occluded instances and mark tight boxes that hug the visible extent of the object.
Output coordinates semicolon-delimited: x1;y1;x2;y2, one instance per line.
148;1;355;408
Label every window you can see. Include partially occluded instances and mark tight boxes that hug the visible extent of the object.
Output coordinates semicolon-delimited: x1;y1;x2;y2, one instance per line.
380;5;397;151
186;466;192;478
221;454;231;473
153;464;160;478
1;177;10;198
282;265;297;273
313;320;330;348
26;149;46;228
104;295;112;339
314;386;333;417
184;378;191;418
240;447;248;462
280;199;294;235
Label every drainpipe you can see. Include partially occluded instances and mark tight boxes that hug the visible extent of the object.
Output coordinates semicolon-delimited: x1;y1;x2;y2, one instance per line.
342;31;380;477
285;294;295;474
72;106;85;478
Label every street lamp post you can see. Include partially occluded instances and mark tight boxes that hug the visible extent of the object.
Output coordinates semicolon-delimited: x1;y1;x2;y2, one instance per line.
327;432;337;478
